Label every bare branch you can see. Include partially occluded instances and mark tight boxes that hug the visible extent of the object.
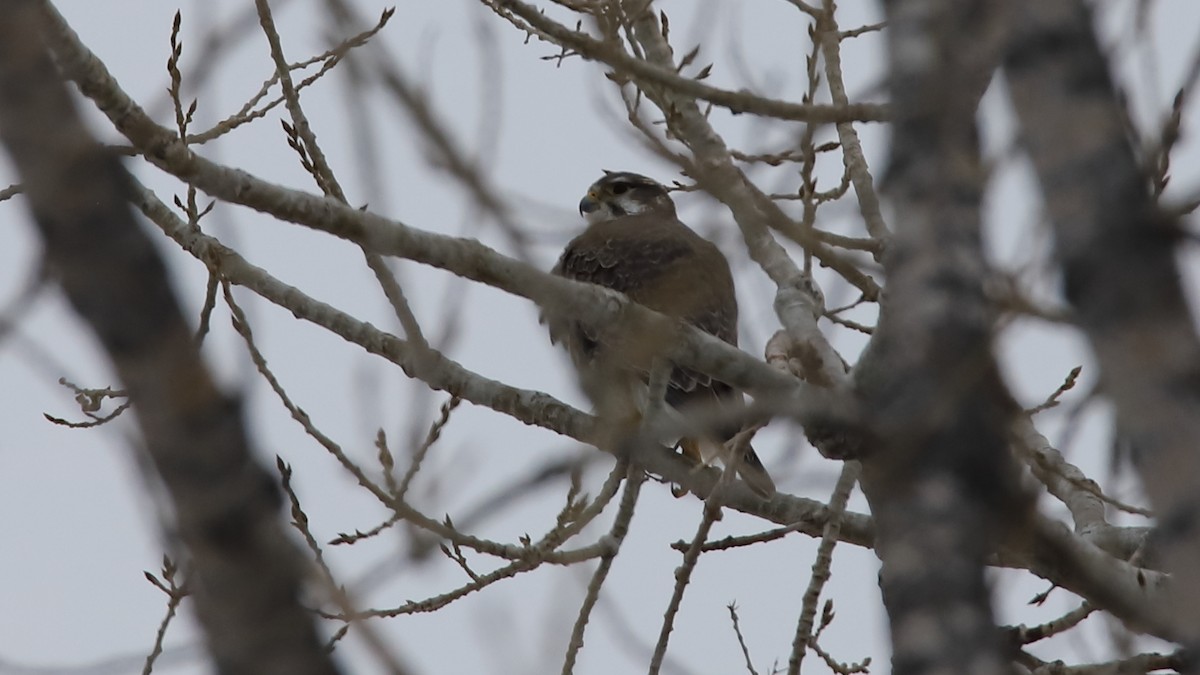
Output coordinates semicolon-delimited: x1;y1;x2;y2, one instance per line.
561;464;644;674
1007;0;1200;645
815;1;889;244
860;2;1030;673
788;461;860;674
0;4;339;672
486;0;888;124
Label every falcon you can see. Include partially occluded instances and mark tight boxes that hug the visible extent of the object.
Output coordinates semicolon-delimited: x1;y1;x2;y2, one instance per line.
547;171;776;498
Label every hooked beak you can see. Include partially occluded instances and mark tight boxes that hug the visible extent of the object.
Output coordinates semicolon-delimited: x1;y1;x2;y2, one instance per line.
579;192;600;217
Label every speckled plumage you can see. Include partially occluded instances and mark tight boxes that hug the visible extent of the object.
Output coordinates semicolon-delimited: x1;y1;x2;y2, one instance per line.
548;172;775;498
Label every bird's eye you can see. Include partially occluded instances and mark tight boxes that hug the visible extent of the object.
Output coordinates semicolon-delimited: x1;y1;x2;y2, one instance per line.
611;182;630;195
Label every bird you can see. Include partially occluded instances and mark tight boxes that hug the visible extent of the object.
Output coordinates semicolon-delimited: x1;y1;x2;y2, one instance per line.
545;171;776;498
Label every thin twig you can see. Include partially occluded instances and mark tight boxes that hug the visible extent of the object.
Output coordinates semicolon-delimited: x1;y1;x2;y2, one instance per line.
816;0;889;245
561;463;645;674
787;461;860;674
648;462;735;674
396;395;462;498
141;557;188;675
486;0;888;124
1008;602;1096;645
727;603;760;675
669;521;807;553
1027;365;1082;414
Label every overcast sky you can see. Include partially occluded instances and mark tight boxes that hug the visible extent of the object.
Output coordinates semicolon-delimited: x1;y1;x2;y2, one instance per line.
2;1;1199;674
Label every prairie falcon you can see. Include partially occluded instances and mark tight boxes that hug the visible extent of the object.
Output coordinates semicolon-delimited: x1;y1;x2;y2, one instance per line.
547;171;776;498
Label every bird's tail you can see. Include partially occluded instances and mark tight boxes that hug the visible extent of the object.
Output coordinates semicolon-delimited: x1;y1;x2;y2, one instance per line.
737;445;776;499
679;437;776;499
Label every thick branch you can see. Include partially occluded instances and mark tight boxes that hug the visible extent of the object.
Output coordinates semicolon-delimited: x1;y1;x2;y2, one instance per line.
516;0;884;301
34;0;842;431
622;4;858;399
1006;0;1200;646
29;1;1177;646
131;175;880;550
0;3;340;674
865;2;1024;673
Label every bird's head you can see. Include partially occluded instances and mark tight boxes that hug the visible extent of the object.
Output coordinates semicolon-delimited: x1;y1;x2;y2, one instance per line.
578;171;676;224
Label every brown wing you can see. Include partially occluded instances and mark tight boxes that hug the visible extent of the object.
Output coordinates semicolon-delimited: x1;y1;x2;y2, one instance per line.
549;213;739;414
549;212;774;497
550;215;694;363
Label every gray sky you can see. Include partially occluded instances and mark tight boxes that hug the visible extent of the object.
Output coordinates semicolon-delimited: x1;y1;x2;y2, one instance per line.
1;1;1198;673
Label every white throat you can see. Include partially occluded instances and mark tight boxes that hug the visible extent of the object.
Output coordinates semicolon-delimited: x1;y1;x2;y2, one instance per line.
585;195;651;224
